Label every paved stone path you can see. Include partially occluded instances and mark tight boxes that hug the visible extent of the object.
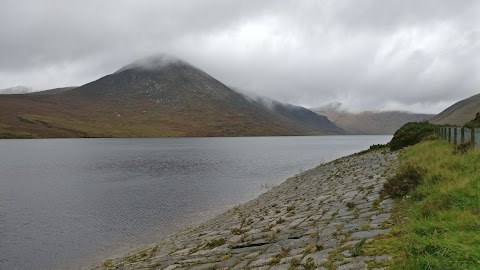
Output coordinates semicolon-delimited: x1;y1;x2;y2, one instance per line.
96;150;398;270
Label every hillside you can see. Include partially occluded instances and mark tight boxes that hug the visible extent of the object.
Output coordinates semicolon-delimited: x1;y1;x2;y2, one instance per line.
313;105;433;135
29;86;78;95
430;92;480;125
0;86;34;94
368;139;480;269
0;56;346;138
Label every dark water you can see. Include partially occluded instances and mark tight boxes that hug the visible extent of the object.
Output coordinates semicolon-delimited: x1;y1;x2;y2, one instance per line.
0;136;391;270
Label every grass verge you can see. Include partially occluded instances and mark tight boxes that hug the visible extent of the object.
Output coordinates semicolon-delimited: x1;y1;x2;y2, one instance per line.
365;139;480;269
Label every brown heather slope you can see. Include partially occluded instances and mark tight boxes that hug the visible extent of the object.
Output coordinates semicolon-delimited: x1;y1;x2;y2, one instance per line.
28;86;78;95
430;92;480;125
0;56;346;138
313;107;433;135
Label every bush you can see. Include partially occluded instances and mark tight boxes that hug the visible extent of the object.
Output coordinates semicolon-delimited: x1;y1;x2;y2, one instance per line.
453;141;471;155
464;112;480;128
389;122;435;151
355;143;389;156
381;163;425;198
369;143;388;150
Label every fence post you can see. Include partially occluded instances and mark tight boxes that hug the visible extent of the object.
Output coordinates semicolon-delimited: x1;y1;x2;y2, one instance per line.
454;127;458;146
471;128;475;149
448;127;452;144
461;127;465;143
473;128;480;150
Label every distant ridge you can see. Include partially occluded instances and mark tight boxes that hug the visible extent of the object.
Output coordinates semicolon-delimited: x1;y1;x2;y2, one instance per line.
430;93;480;126
29;86;77;95
255;97;347;135
313;104;433;135
0;55;346;138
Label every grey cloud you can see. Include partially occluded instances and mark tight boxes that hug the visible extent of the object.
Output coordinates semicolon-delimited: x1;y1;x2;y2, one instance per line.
1;0;479;113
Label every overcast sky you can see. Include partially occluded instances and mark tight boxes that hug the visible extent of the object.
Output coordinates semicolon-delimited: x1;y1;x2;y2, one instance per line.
1;0;479;113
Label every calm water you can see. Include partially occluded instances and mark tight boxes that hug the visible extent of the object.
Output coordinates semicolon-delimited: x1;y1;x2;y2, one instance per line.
0;136;391;270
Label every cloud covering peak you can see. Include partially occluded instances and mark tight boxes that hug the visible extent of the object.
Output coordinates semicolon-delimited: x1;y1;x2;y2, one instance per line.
114;54;186;74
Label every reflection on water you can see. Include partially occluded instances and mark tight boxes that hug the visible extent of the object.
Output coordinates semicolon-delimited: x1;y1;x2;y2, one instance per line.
0;136;391;269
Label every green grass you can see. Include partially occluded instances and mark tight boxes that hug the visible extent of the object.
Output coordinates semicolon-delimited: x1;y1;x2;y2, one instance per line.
367;139;480;269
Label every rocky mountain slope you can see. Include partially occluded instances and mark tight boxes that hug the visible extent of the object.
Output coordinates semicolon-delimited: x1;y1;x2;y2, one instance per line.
29;86;77;95
0;56;346;138
313;104;433;134
430;92;480;126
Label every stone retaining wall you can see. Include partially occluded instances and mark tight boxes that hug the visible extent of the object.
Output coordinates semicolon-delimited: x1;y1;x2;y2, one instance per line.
95;150;398;270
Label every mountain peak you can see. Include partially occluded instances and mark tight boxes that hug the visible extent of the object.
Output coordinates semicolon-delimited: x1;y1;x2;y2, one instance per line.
114;54;189;74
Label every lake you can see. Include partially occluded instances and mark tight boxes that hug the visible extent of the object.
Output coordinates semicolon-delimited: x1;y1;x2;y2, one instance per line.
0;136;391;269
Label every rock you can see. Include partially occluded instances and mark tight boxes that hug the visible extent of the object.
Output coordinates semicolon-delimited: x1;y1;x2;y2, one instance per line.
301;249;331;264
336;262;367;270
91;151;399;270
375;254;392;262
163;265;181;270
248;257;274;267
350;229;390;239
269;264;291;270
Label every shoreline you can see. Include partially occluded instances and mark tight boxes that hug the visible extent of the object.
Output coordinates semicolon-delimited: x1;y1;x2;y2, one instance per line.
91;149;398;270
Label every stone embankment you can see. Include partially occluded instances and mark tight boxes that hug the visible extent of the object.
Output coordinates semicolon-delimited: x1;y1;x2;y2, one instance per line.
96;150;398;270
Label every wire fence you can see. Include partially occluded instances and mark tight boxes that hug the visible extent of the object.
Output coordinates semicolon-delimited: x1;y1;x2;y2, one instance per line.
435;126;480;148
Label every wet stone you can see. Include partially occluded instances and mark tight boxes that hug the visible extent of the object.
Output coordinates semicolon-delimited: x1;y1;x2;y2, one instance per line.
336;262;367;270
91;151;398;270
350;229;390;239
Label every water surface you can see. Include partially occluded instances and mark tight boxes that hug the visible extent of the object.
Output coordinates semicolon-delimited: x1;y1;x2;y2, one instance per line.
0;136;391;269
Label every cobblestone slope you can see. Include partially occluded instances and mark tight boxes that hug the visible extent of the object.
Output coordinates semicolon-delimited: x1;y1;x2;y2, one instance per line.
95;150;398;270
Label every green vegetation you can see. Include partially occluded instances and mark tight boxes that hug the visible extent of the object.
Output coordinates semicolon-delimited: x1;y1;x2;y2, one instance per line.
354;143;389;156
381;163;425;198
346;201;356;210
464;112;480;129
368;139;480;269
205;238;226;249
350;238;367;257
389;121;436;150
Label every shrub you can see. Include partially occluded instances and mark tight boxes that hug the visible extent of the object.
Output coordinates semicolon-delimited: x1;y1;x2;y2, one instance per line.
389;122;435;151
464;112;480;128
346;201;356;210
381;163;425;198
355;143;389;156
369;143;388;150
453;141;471;155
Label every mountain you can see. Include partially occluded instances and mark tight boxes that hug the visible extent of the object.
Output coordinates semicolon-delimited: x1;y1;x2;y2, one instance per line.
254;97;346;135
0;55;346;138
430;93;480;126
29;86;78;95
0;86;34;94
313;104;433;134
